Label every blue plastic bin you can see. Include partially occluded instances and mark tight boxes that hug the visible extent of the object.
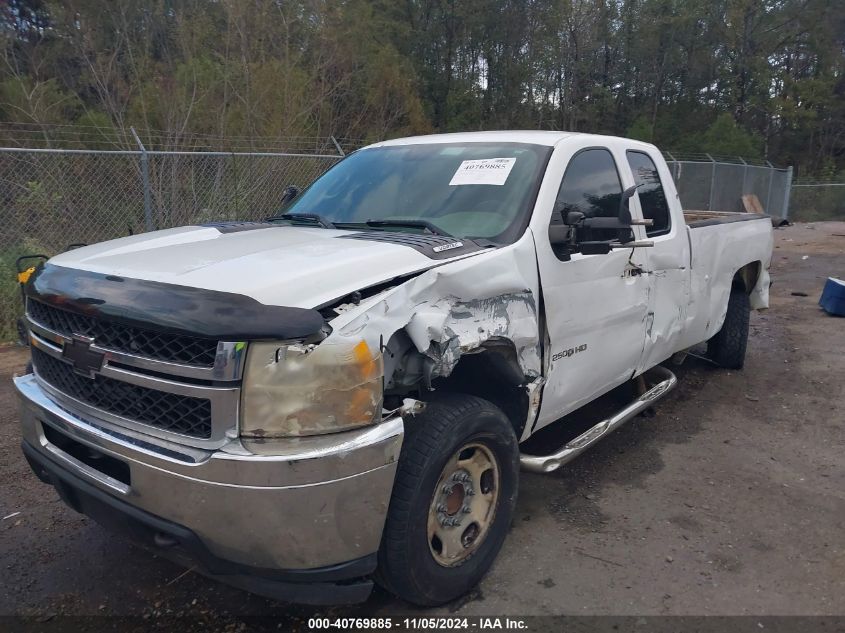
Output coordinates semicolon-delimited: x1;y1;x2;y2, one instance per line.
819;277;845;316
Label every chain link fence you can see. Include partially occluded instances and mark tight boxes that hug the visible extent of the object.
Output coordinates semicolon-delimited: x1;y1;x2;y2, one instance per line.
661;152;793;218
0;147;343;340
788;182;845;222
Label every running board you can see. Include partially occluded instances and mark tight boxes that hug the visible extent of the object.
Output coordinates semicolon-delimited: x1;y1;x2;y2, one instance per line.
520;366;678;474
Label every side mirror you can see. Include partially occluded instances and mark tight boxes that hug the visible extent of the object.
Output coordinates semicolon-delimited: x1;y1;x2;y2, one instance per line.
280;185;300;207
617;184;639;243
619;184;638;215
549;188;655;258
548;223;572;246
564;186;651;243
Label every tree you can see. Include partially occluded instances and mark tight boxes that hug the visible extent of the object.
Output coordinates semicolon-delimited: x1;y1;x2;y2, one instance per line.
0;0;841;175
699;112;763;157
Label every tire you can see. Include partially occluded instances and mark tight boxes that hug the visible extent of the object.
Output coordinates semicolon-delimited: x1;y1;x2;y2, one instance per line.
377;393;519;606
708;287;750;369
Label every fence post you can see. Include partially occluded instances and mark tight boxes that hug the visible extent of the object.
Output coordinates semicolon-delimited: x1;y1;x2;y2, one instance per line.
765;161;774;214
665;151;677;182
706;154;716;211
233;152;240;217
330;136;345;157
782;166;793;220
131;127;154;232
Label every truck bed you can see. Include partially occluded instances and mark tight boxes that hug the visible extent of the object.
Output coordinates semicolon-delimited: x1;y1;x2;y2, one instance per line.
678;208;773;353
683;210;771;228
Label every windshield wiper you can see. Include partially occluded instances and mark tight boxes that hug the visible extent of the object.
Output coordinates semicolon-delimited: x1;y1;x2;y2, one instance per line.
364;219;453;237
266;213;336;229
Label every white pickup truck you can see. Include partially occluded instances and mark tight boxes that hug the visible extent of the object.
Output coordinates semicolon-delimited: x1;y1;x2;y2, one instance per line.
15;131;773;606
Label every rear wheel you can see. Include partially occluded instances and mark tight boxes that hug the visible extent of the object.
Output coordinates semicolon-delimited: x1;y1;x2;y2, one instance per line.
708;287;750;369
377;393;519;606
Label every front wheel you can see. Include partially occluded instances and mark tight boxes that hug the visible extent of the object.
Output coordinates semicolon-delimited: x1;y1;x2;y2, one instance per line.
377;393;519;606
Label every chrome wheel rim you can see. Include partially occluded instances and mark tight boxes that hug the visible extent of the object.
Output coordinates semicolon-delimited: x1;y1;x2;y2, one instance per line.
427;442;500;567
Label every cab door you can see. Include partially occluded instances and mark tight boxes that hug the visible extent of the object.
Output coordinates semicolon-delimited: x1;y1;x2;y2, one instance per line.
625;148;692;372
532;145;650;432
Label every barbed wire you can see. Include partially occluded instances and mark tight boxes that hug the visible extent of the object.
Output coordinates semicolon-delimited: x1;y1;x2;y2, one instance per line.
660;151;782;168
0;123;792;167
0;122;368;153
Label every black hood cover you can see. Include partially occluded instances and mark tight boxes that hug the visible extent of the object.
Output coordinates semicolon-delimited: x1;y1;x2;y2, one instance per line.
26;264;326;341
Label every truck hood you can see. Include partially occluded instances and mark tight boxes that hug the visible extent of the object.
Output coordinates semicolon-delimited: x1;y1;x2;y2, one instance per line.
48;224;474;309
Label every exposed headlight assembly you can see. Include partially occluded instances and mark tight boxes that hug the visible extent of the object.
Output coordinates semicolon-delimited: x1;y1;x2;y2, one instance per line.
240;338;383;438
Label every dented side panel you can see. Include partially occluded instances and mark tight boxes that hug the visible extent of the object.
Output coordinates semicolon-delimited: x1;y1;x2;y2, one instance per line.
679;218;773;350
634;151;693;373
327;235;543;393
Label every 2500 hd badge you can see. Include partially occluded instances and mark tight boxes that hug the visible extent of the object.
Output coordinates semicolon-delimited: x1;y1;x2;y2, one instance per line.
552;343;588;361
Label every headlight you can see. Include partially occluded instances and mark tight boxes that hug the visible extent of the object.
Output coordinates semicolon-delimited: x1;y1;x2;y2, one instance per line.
240;338;383;438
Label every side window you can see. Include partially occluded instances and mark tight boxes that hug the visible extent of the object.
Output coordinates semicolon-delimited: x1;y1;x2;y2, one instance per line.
552;148;622;242
626;151;671;236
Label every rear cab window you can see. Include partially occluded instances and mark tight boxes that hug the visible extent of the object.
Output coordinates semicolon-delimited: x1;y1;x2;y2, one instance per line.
625;150;671;237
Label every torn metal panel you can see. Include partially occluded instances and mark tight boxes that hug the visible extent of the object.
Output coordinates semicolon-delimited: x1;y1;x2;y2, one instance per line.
327;237;543;387
521;377;546;442
404;293;540;378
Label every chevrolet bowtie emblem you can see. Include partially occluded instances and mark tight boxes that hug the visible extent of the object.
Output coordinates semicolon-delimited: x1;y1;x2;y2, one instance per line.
62;334;105;378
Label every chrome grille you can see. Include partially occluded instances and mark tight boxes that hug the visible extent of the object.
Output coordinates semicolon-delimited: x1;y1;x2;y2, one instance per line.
31;347;213;439
27;299;218;367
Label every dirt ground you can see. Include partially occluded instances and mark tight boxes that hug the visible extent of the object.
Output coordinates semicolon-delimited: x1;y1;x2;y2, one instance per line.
0;222;843;624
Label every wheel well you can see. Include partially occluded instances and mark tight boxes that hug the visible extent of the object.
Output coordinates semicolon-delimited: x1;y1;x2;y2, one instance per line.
383;331;532;437
733;261;761;293
430;341;530;438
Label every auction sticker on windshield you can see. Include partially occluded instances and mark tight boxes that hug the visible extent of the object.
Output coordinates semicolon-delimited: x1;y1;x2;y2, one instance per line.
449;157;516;186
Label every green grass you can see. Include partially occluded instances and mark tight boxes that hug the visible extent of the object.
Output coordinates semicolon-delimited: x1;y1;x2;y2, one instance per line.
789;189;845;222
1;244;50;343
1;262;26;343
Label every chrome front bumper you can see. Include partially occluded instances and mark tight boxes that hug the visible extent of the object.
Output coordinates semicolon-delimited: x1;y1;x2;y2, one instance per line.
15;373;403;576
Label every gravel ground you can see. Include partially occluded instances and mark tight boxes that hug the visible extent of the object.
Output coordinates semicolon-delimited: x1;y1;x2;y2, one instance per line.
0;221;843;625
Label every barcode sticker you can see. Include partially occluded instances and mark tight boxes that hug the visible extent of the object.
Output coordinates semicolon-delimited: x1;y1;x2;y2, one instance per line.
449;158;516;186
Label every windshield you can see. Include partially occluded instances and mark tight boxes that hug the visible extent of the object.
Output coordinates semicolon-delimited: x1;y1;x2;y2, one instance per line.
284;142;551;242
